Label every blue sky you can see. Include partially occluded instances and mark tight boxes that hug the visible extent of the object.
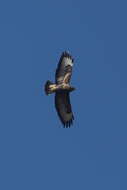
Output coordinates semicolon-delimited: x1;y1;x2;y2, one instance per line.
0;0;127;189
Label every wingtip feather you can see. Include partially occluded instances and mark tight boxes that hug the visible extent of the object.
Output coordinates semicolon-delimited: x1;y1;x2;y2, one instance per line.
63;119;73;128
61;51;74;62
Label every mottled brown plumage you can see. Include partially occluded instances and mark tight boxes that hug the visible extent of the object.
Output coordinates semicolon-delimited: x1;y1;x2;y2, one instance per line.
44;51;75;127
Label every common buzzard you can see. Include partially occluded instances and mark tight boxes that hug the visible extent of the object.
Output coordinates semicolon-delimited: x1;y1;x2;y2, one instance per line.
44;51;75;127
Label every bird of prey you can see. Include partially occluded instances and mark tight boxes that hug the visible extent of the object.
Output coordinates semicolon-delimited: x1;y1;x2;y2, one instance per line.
44;51;75;127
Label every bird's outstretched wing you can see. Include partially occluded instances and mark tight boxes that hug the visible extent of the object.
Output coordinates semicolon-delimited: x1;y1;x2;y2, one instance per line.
55;51;74;84
55;92;74;127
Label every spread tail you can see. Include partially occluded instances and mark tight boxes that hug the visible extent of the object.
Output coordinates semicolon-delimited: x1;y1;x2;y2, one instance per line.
44;80;54;95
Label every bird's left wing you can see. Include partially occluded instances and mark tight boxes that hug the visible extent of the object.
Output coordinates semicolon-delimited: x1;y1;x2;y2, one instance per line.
55;51;74;84
55;92;74;127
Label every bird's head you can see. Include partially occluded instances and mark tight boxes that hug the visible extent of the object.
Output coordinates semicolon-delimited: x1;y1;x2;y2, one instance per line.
70;86;76;92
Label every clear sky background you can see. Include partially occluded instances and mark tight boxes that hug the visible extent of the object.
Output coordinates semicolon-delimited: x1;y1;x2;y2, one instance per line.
0;0;127;189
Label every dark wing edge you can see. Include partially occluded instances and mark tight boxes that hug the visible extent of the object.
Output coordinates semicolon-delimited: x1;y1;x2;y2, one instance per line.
55;92;74;128
55;51;74;84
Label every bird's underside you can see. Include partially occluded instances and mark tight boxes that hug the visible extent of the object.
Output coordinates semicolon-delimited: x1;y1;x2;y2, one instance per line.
46;82;75;94
44;51;75;127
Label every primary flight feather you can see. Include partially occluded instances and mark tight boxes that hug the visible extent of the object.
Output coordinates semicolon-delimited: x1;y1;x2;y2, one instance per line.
44;51;75;127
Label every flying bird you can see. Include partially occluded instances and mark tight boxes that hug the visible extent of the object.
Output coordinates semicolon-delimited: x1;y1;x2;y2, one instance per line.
44;51;75;127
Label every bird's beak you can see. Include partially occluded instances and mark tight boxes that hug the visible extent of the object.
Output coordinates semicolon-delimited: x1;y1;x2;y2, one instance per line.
70;87;76;92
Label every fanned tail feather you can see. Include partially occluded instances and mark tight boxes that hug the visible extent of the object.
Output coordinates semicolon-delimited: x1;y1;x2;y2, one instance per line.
44;80;53;95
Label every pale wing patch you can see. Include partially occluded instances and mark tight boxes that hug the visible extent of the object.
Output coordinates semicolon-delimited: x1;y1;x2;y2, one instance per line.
63;57;73;67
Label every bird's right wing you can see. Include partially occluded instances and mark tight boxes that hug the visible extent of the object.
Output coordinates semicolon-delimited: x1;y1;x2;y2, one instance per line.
55;91;74;127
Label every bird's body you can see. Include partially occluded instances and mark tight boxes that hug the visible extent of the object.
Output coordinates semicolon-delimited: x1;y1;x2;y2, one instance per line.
44;51;75;127
45;82;75;94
